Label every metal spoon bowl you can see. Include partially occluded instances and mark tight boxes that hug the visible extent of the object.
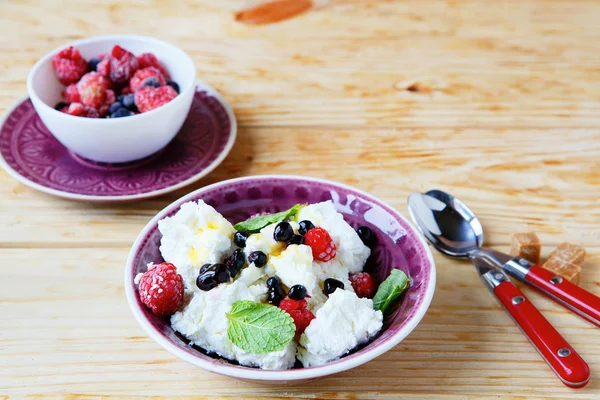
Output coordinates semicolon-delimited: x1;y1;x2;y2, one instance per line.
407;190;484;258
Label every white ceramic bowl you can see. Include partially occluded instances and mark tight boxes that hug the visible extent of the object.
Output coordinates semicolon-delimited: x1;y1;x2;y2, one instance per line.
27;35;196;163
125;175;436;382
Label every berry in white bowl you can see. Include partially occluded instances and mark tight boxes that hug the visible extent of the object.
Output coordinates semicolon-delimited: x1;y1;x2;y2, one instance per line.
125;176;436;382
27;35;196;163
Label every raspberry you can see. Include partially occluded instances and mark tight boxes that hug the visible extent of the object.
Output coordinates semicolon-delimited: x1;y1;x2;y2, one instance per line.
96;58;111;78
129;67;166;92
134;85;178;113
51;46;89;85
66;103;99;118
138;262;184;316
109;45;139;84
303;227;337;262
279;297;308;312
288;309;315;336
84;107;100;119
66;103;85;116
279;297;314;336
77;72;110;108
64;84;81;104
105;88;116;106
137;52;171;80
98;89;116;117
349;272;376;299
120;86;132;95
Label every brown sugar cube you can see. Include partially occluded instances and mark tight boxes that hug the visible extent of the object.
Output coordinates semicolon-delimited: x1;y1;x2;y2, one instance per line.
549;242;586;266
510;232;541;264
543;255;582;284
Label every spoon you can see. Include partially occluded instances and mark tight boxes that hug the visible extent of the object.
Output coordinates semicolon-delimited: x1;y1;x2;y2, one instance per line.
408;190;591;388
408;190;600;327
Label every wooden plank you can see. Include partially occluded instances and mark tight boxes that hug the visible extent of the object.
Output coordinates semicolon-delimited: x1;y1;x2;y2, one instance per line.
1;127;598;248
1;0;600;397
1;3;600;129
1;248;599;397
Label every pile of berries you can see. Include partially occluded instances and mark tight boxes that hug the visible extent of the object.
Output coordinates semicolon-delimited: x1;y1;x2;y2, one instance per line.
51;45;180;119
267;279;315;336
196;249;246;291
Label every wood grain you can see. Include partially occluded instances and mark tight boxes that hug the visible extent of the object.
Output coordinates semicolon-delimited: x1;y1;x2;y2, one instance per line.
2;249;600;398
1;0;599;398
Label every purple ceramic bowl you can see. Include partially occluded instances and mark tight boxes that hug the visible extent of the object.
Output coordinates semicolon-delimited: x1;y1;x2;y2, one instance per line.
125;175;436;382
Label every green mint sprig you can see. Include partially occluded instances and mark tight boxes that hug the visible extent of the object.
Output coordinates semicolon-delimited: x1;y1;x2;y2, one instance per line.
372;269;411;314
227;300;295;353
233;204;304;233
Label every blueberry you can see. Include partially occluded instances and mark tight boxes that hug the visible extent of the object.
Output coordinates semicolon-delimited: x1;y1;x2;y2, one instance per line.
54;102;68;111
197;263;231;291
266;276;281;289
267;276;285;306
88;57;102;72
110;108;134;118
323;278;345;296
356;226;375;247
108;102;122;115
248;251;267;268
142;77;161;88
117;94;125;104
298;220;315;236
266;276;286;305
226;249;246;277
273;222;294;242
211;263;231;283
288;284;307;300
287;234;304;245
267;289;285;306
196;267;218;291
166;80;180;93
200;263;211;274
234;231;250;248
122;93;137;111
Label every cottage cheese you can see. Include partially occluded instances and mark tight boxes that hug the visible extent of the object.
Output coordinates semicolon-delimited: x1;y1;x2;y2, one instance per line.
171;280;296;370
158;200;235;290
297;201;371;286
270;244;319;296
160;200;380;370
297;289;383;367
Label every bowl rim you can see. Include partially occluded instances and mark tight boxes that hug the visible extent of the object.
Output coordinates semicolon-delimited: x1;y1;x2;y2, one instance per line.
0;80;237;202
124;175;437;381
26;34;196;122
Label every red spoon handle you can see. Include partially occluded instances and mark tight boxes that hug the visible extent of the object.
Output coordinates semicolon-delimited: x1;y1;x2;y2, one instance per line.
494;281;590;388
525;265;600;328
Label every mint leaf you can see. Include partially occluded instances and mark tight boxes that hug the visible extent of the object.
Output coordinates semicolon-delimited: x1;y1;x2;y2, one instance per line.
227;300;295;353
373;269;411;314
233;204;304;233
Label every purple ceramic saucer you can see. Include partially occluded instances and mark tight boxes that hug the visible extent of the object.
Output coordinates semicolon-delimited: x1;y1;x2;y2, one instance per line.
0;83;236;202
125;175;436;382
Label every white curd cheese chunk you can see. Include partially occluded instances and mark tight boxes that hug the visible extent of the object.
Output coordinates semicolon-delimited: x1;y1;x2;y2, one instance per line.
297;289;383;367
238;264;267;286
270;244;320;297
296;201;371;294
171;280;296;370
297;201;371;275
158;200;235;290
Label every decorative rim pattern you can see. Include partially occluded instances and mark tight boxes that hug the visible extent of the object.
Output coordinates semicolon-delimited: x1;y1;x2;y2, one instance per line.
124;175;437;381
0;81;237;202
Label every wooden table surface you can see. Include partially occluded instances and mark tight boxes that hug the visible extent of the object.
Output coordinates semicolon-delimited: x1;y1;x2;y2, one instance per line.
2;0;600;398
